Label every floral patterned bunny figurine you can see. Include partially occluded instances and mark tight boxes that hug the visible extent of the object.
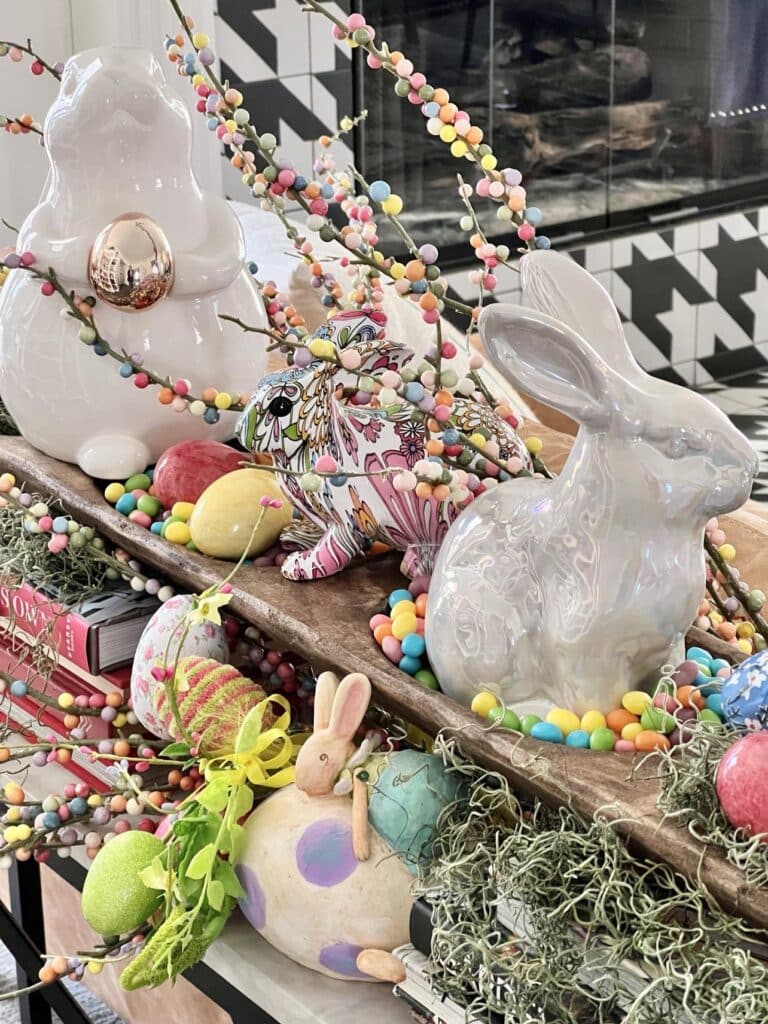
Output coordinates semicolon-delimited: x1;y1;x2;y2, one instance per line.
427;250;759;718
236;670;459;982
236;309;531;580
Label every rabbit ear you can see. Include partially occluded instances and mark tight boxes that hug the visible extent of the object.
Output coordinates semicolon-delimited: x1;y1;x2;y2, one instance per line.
327;673;371;742
520;251;640;379
480;304;612;426
313;671;340;731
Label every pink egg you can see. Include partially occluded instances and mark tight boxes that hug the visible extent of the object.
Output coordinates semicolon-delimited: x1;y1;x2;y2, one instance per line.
381;635;402;664
615;739;636;753
369;613;391;631
716;733;768;839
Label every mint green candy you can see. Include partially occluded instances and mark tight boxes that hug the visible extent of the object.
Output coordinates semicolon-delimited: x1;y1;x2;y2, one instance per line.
124;473;151;492
488;707;521;732
589;727;616;751
137;495;160;517
414;669;439;690
520;714;541;735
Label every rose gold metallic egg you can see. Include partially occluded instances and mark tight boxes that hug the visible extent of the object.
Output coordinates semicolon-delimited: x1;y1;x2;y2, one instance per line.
87;212;174;310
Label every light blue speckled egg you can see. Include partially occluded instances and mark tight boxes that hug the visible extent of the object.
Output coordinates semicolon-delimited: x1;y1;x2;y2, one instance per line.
721;650;768;731
368;748;462;875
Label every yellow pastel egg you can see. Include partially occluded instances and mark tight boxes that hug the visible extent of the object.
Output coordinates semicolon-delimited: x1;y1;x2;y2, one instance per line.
390;262;406;280
391;613;418;641
381;194;403;216
104;482;125;504
718;543;736;561
580;710;606;734
525;436;543;456
391;599;416;619
164;521;191;545
188;469;291;560
621;690;652;716
545;707;581;736
308;338;337;360
171;501;196;522
737;638;753;654
471;691;499;718
621;722;644;742
737;621;755;638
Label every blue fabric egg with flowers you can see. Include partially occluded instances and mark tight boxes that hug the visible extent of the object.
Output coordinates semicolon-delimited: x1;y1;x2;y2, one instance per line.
721;649;768;731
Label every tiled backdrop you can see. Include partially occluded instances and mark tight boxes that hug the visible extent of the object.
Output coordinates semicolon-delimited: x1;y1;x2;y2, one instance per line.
215;3;768;496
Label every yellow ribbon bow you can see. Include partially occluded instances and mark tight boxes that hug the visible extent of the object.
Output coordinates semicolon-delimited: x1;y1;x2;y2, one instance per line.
202;695;302;789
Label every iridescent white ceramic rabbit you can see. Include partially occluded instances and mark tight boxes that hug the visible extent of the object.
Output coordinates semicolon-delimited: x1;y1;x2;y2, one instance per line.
426;251;758;717
0;47;266;478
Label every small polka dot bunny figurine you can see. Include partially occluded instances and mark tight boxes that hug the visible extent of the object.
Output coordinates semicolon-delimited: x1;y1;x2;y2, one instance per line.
237;671;459;981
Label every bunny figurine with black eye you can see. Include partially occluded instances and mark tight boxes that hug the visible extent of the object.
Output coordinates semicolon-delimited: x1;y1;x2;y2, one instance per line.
427;250;759;718
237;309;531;580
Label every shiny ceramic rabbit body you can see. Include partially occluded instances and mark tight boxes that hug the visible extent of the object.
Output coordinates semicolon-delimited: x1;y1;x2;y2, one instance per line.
0;47;266;479
237;309;531;581
426;251;759;717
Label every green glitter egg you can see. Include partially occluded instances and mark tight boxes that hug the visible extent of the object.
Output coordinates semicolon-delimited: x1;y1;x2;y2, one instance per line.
81;831;164;936
368;749;461;875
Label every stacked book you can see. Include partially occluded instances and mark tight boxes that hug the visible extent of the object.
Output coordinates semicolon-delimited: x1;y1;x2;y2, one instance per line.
0;579;157;790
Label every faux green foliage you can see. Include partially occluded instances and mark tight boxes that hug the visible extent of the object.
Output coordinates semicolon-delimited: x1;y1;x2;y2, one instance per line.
421;734;768;1024
119;773;251;990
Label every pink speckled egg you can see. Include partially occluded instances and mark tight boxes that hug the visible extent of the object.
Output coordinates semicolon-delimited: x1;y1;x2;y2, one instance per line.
715;732;768;840
130;594;230;738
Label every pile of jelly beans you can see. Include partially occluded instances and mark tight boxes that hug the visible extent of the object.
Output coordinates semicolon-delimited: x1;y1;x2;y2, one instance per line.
103;471;197;547
370;582;439;689
470;646;730;751
370;582;731;752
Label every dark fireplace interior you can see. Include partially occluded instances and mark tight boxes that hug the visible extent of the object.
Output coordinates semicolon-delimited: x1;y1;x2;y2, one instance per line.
360;0;768;252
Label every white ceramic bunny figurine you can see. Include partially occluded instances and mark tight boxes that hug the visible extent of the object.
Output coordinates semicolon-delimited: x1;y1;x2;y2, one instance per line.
0;47;266;478
237;670;459;981
426;250;758;717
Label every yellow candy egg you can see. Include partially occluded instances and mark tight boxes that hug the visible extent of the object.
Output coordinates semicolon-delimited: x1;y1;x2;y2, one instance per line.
737;622;756;638
104;482;125;504
391;613;418;641
718;543;736;561
391;599;416;619
188;469;291;560
621;722;644;742
171;501;196;522
164;521;191;545
621;691;651;716
545;707;581;736
580;710;606;734
471;691;499;718
737;638;753;654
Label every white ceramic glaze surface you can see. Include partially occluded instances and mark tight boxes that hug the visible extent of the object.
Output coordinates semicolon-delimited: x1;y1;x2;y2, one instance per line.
426;251;759;716
0;47;267;478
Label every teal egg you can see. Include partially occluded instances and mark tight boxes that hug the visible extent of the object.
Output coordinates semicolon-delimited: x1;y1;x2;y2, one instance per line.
368;749;460;875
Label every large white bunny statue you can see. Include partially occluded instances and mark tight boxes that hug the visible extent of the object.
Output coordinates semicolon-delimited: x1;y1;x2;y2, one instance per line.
0;48;267;478
426;250;758;717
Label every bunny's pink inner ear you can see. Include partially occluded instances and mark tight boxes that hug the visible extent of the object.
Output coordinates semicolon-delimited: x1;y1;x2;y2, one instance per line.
480;304;611;427
313;672;340;731
328;673;372;741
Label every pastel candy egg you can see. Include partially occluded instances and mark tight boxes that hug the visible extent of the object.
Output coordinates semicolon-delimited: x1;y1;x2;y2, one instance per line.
565;729;590;748
721;648;768;730
545;708;580;736
152;440;247;507
367;749;462;874
189;469;292;560
716;732;768;839
530;721;563;743
622;691;652;716
130;594;230;738
238;785;412;979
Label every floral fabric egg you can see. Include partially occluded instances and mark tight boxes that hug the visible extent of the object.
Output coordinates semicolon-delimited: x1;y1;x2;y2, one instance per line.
130;594;230;738
721;649;768;732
